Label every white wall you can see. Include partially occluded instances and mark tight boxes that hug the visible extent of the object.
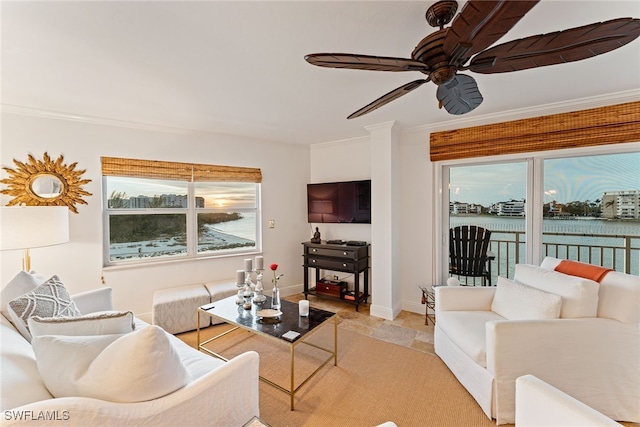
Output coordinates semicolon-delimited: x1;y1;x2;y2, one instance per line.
309;127;435;317
0;112;310;320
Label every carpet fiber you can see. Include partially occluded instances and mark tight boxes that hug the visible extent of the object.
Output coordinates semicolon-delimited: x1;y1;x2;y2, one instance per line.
179;323;498;427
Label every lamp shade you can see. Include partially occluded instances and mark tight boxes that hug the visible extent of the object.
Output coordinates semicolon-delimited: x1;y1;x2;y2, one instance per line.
0;206;69;250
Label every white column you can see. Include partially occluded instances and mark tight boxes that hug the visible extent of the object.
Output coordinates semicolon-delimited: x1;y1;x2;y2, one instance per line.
367;121;401;320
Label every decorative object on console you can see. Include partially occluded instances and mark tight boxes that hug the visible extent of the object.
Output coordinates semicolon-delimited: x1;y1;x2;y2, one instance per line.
0;206;69;271
270;263;283;311
1;152;92;213
446;277;460;286
311;226;321;243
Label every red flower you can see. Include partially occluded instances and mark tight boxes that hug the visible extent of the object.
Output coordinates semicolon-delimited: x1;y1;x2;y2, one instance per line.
270;263;283;284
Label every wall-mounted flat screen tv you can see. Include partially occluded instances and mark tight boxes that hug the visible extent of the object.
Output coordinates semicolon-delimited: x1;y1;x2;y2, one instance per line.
307;180;371;224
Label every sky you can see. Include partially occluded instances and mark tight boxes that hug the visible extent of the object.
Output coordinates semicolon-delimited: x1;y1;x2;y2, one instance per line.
106;177;257;209
450;152;640;207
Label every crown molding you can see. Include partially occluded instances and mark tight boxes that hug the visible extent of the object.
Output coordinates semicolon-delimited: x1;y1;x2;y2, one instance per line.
0;104;196;135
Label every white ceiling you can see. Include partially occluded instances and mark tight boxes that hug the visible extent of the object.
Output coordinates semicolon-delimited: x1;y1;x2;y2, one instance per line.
2;1;640;145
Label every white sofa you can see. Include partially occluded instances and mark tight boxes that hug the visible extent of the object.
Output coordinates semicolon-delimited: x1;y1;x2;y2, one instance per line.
515;374;622;426
1;284;260;427
435;256;640;425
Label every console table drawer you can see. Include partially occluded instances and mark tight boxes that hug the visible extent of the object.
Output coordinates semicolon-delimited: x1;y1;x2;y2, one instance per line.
307;257;355;271
307;246;358;260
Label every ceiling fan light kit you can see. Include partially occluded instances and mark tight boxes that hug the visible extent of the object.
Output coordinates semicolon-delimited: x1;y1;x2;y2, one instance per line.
305;0;640;118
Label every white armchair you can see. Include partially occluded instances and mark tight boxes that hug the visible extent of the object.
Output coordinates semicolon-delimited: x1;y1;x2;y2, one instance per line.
515;374;622;426
434;257;640;425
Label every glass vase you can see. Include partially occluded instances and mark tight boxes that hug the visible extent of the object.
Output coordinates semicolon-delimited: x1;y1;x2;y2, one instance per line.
271;283;281;311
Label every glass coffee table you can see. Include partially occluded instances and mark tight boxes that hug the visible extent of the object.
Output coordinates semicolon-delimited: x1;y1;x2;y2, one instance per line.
196;295;337;410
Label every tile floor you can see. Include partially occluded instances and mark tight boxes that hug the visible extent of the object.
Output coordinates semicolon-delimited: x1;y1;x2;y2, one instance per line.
284;293;436;355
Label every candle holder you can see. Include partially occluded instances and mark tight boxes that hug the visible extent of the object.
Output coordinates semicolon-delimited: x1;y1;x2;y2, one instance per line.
252;269;267;306
236;269;246;305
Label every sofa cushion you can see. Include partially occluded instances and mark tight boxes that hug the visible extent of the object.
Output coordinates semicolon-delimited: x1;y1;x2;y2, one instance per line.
491;276;562;320
514;264;599;318
437;310;505;367
0;314;53;411
541;256;640;323
28;310;136;338
32;325;191;403
7;275;81;341
0;270;48;319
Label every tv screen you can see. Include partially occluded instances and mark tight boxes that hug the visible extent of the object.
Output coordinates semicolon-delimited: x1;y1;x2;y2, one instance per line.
307;180;371;224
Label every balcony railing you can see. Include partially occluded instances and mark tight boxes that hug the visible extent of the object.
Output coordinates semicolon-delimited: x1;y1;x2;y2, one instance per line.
459;231;639;286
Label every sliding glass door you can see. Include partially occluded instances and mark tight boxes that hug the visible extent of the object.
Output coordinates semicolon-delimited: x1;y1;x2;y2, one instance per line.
445;161;528;285
439;147;639;285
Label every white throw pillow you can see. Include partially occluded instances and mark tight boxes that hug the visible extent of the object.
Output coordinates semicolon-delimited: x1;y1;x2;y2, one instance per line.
491;276;562;320
0;270;48;319
32;325;191;403
514;264;599;318
7;275;80;341
28;311;136;338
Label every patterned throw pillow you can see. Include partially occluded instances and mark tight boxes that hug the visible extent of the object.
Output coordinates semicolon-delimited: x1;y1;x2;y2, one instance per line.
0;270;48;319
7;275;81;341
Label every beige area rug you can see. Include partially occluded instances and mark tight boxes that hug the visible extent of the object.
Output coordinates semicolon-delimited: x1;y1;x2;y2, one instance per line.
179;324;499;427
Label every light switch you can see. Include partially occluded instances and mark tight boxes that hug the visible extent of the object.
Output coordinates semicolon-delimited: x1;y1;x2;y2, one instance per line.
268;219;275;229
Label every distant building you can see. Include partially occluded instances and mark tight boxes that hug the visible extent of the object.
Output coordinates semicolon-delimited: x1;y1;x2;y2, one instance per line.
602;190;640;219
450;201;482;215
111;193;202;209
491;200;525;216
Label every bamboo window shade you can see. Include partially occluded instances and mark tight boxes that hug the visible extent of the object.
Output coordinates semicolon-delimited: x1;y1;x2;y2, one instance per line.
101;157;262;183
430;101;640;162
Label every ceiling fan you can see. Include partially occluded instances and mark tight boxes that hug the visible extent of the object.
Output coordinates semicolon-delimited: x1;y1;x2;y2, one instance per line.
305;0;640;118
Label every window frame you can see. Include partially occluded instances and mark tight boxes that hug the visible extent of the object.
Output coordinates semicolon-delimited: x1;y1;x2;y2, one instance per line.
434;142;639;285
101;158;262;268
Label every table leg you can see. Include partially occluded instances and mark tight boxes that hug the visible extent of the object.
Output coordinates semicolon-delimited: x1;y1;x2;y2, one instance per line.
196;309;201;348
290;344;295;410
334;315;338;366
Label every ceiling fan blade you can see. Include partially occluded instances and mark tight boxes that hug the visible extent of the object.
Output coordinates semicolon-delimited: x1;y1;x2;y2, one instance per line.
468;18;640;74
348;79;430;119
436;74;483;115
305;53;429;73
443;0;539;66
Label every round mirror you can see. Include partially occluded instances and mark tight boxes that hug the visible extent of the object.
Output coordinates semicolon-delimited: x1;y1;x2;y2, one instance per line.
1;152;92;214
30;174;64;199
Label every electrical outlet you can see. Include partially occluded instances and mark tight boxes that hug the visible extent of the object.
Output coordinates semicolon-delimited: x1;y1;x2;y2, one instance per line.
333;275;339;280
268;219;275;229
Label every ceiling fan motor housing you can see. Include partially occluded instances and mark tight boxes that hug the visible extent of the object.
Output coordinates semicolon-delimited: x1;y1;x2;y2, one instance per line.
426;0;458;28
412;29;456;85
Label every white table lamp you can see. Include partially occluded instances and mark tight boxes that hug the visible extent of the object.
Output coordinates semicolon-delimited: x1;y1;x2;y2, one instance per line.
0;206;69;271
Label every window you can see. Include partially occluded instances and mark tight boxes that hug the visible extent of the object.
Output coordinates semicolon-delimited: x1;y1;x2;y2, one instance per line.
102;157;261;265
447;161;528;284
438;148;640;284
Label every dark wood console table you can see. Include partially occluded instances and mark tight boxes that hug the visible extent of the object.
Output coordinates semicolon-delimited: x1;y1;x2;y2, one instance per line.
302;241;370;311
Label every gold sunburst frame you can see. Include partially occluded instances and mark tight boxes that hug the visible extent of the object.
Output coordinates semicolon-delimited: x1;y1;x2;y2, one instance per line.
1;152;92;214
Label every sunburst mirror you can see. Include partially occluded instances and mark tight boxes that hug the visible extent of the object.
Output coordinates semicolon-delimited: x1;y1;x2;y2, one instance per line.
1;152;92;214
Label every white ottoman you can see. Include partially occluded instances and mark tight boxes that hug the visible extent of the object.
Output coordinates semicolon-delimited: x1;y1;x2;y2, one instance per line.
152;284;211;334
204;280;240;325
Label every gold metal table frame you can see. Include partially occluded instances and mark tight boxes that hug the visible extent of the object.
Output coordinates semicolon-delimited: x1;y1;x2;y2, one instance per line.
196;301;338;410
